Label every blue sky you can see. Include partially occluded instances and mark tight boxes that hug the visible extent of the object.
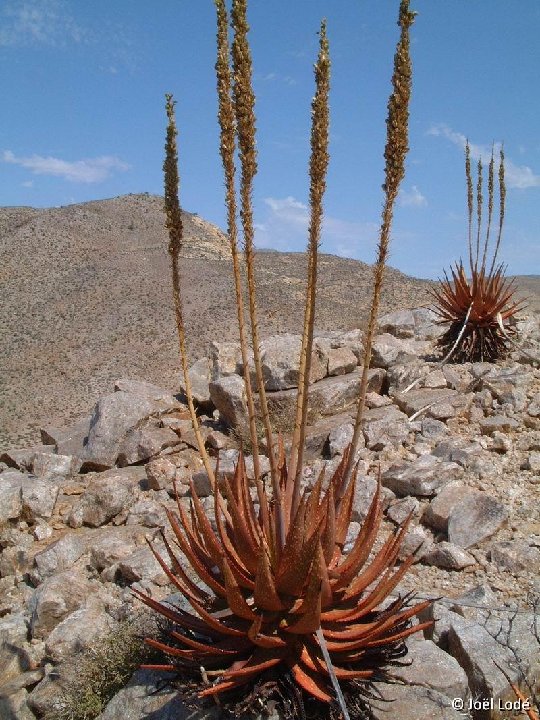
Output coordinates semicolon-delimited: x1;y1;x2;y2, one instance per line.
1;0;539;279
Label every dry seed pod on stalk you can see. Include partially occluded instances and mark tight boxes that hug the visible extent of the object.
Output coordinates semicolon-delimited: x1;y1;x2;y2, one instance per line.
138;1;431;718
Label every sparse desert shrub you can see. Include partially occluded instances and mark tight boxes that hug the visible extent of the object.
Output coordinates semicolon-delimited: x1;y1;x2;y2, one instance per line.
432;142;524;363
136;1;430;718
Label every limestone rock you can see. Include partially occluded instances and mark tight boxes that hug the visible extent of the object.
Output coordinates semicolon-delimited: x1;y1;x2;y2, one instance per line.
0;470;25;524
81;391;170;471
371;333;430;368
422;482;472;532
33;533;88;580
423;541;476;570
29;569;99;639
489;540;540;574
382;455;461;497
260;333;327;390
45;605;115;663
362;405;410;450
389;638;469;701
179;357;211;406
448;492;509;549
68;466;146;528
116;424;181;466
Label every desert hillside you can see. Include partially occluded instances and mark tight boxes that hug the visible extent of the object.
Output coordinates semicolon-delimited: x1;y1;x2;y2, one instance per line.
1;193;536;449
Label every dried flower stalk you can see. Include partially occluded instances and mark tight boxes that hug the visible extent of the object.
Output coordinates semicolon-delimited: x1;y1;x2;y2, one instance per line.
345;0;416;482
287;20;331;512
163;95;215;486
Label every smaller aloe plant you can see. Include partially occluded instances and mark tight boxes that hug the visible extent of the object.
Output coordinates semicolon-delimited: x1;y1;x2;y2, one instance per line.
432;142;524;363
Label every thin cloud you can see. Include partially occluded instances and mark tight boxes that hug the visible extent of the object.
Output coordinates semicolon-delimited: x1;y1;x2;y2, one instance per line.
399;185;427;208
428;124;540;190
0;0;86;47
3;150;130;183
256;195;377;259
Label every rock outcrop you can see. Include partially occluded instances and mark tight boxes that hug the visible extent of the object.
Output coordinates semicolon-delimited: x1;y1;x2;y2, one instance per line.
1;309;539;719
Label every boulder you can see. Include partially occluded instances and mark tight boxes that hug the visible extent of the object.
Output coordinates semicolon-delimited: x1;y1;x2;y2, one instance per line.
371;334;430;368
68;466;146;528
422;482;472;532
209;375;247;430
116;424;181;466
260;333;327;390
395;388;459;418
371;684;469;720
389;638;469;701
209;340;243;380
145;457;177;491
21;477;60;521
423;541;476;570
178;357;211;406
489;540;540;574
326;346;357;376
382;455;461;497
0;471;25;524
81;391;173;471
113;379;181;408
447;492;509;549
0;613;29;682
479;415;520;435
362;405;410;450
378;309;416;338
447;615;529;720
45;605;115;663
33;533;88;580
40;416;92;459
32;452;79;479
29;568;100;639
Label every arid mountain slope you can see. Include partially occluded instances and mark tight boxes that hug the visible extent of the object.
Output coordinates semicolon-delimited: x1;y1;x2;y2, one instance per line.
1;193;536;449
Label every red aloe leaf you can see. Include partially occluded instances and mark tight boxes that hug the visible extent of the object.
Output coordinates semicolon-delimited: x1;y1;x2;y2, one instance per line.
287;658;332;703
221;476;260;573
301;643;374;680
253;540;287;611
284;543;323;634
331;474;382;586
221;555;257;621
275;512;323;596
247;614;287;648
165;508;227;598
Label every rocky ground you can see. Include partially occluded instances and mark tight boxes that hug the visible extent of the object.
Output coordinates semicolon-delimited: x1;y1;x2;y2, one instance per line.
0;305;539;720
1;193;438;450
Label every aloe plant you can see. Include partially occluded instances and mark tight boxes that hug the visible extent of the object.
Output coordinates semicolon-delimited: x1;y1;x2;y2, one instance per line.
432;143;524;363
136;1;430;716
